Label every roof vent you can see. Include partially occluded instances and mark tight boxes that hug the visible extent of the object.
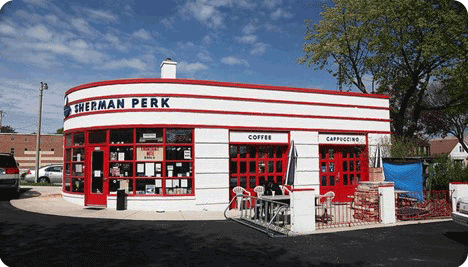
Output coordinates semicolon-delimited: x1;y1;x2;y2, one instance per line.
160;58;177;79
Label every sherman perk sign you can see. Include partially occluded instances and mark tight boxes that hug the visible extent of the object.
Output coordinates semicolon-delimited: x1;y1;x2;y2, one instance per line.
65;97;170;117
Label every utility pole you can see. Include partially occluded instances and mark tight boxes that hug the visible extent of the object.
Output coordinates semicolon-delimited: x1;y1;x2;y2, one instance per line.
0;110;4;129
35;82;47;183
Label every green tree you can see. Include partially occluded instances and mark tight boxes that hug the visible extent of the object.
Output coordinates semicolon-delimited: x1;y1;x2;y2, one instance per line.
56;128;64;134
420;82;468;152
299;0;468;137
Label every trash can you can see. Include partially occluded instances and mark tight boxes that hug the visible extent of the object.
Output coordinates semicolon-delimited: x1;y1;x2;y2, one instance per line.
117;189;126;210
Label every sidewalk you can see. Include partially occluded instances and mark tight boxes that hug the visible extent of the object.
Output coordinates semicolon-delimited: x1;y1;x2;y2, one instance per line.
11;186;227;221
10;186;452;232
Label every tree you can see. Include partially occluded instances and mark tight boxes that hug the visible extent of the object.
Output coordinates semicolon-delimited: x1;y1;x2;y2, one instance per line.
299;0;468;137
56;128;64;134
0;125;16;133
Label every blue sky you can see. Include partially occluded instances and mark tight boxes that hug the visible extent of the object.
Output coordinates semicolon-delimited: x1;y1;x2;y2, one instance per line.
0;0;466;134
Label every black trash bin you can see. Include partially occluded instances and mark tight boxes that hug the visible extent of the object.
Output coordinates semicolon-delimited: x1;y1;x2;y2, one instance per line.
117;189;127;210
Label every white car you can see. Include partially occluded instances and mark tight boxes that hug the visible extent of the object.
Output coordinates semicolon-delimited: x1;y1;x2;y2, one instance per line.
0;153;20;194
452;197;468;226
25;164;63;183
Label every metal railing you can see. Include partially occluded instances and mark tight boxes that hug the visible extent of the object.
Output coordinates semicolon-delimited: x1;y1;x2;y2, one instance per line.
224;194;291;237
395;190;452;221
315;194;381;229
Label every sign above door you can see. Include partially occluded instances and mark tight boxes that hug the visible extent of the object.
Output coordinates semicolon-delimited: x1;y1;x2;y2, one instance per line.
319;134;366;145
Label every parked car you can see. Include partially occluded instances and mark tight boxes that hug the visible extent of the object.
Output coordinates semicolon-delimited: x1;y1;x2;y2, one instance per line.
25;164;63;183
0;153;20;194
452;197;468;226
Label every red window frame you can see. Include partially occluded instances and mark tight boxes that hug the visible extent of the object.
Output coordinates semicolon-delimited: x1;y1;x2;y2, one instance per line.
63;127;195;197
229;144;288;196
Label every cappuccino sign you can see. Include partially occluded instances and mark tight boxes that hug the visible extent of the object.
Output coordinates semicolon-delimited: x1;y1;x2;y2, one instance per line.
319;134;366;145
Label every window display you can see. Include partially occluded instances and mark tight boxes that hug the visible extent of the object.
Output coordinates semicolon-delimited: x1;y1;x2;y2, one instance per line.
64;127;194;196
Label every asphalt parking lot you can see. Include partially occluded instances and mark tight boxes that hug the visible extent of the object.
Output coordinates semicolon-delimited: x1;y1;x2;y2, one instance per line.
0;190;467;267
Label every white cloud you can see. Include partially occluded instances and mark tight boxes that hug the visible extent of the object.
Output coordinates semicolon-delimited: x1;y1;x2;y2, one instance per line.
236;0;257;9
161;16;177;28
0;23;16;36
180;1;225;29
80;8;118;22
105;33;128;52
263;0;282;9
178;61;208;75
20;52;60;68
271;8;293;20
177;41;196;50
45;14;58;24
25;24;53;40
202;34;213;45
98;58;147;71
250;42;268;55
22;0;48;7
197;50;213;62
235;35;257;44
221;56;249;67
132;29;152;40
242;21;258;35
264;22;282;32
70;18;96;36
69;39;89;50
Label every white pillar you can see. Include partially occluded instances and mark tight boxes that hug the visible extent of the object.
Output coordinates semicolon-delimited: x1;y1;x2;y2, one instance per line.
449;182;468;212
291;188;315;234
378;183;395;224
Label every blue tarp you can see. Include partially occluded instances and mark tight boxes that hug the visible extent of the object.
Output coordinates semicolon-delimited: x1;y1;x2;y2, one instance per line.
382;161;424;202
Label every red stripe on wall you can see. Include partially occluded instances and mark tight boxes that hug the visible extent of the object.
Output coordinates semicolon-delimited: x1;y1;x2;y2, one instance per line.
64;108;391;123
68;93;390;111
65;78;390;99
63;124;392;135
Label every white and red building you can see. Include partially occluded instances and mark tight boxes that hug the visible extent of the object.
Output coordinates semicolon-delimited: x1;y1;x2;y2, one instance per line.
62;59;391;211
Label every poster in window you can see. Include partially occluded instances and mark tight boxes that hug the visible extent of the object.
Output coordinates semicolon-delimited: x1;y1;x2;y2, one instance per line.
155;179;162;187
145;163;155;176
137;163;144;173
184;150;191;159
181;179;188;188
118;152;125;161
146;185;156;194
75;164;83;173
166;179;173;188
136;146;163;161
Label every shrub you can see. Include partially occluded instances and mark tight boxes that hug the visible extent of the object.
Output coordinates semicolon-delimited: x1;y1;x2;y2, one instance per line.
426;155;468;190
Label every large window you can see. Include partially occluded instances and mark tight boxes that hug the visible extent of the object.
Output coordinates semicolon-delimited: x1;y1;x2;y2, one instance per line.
229;145;287;193
63;128;194;196
63;132;85;193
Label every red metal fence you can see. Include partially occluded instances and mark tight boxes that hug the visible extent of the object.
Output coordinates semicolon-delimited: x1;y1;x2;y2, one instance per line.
395;190;452;221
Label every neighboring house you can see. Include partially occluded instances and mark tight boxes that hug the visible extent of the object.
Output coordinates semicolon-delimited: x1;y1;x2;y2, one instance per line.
0;133;64;174
429;137;468;165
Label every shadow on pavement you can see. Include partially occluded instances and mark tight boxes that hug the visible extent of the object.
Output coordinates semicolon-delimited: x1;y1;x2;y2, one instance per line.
0;188;34;201
443;231;468;246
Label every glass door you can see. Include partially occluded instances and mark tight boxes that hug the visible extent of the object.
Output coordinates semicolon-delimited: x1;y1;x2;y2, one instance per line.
85;147;108;207
319;146;367;202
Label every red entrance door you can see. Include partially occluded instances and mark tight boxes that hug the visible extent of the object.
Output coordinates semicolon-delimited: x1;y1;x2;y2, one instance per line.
319;146;368;202
84;147;108;207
